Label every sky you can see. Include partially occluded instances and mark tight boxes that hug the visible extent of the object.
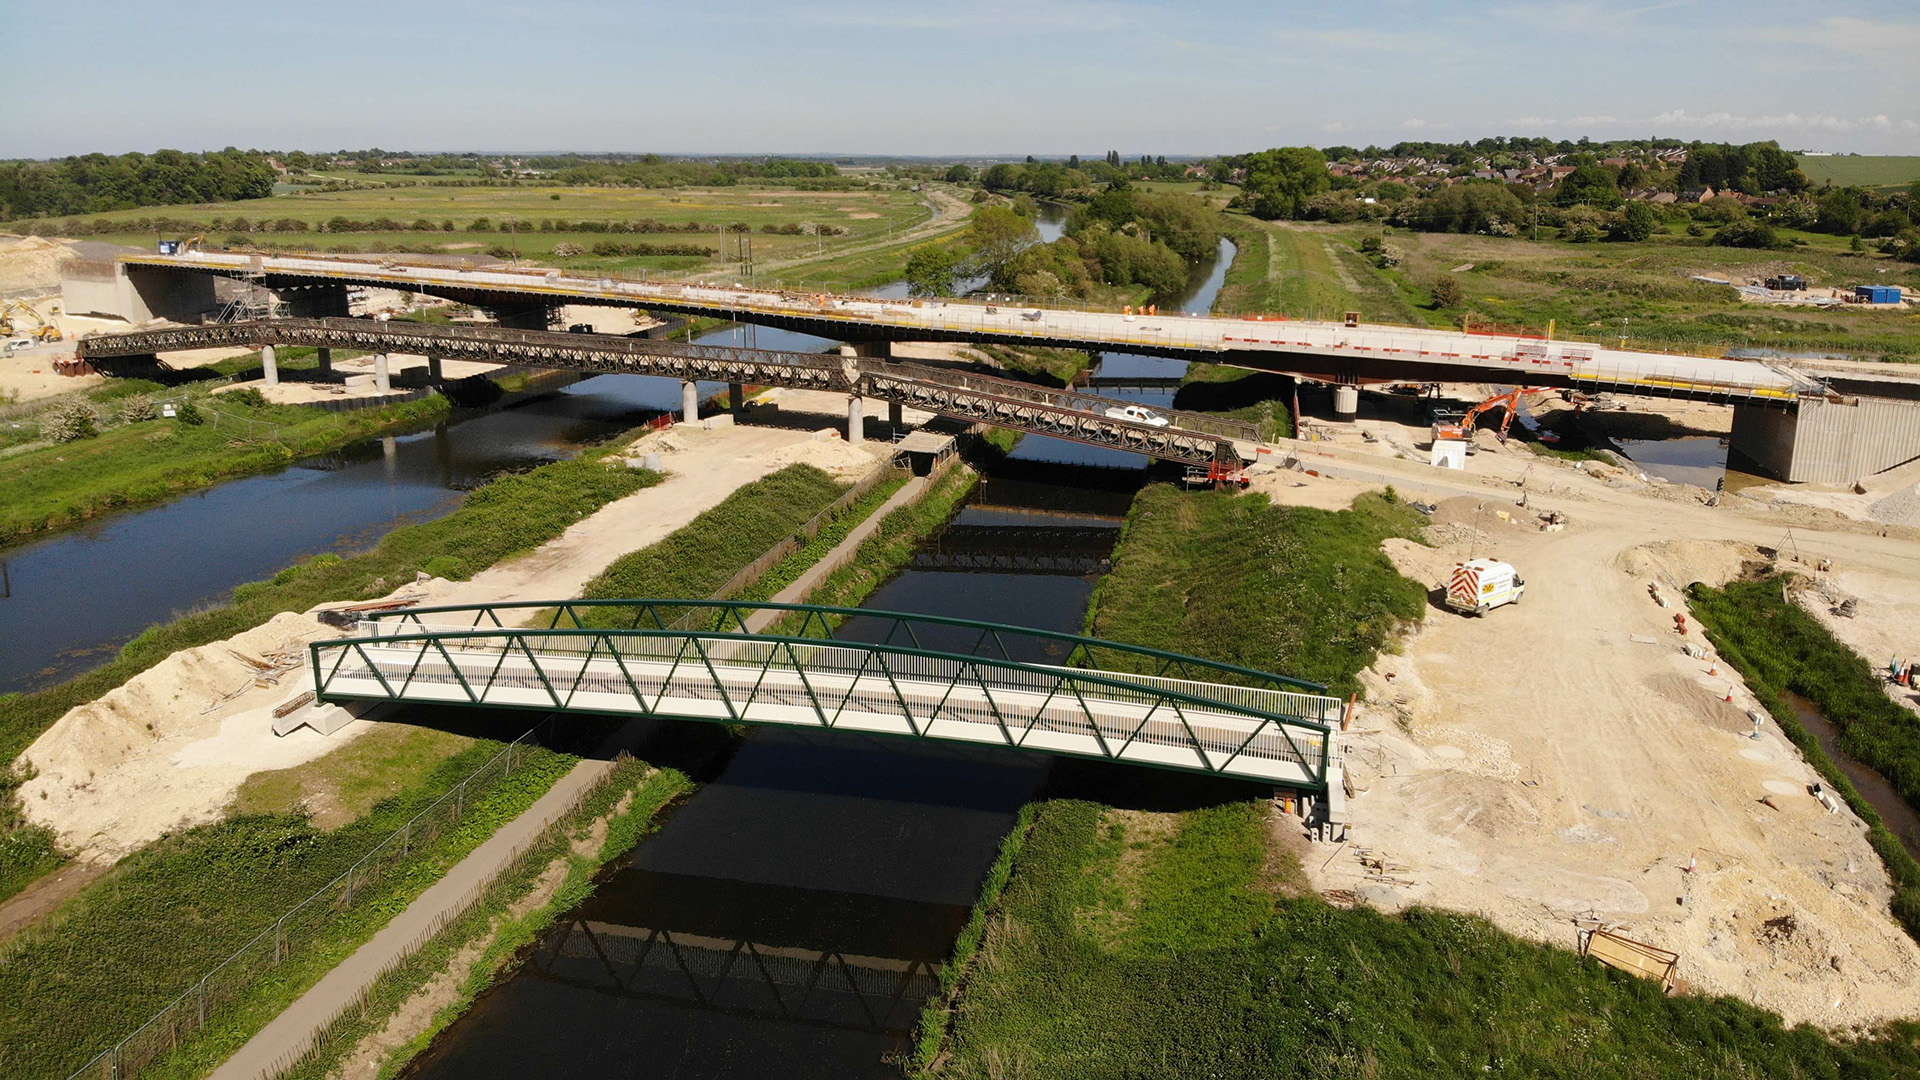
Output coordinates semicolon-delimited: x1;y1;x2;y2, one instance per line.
4;0;1917;159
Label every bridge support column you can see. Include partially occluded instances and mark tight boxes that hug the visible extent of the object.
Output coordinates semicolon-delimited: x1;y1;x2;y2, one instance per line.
847;396;864;444
730;382;746;412
888;399;904;430
681;379;699;423
427;356;444;384
374;353;391;393
1732;396;1920;483
315;348;332;375
260;345;279;388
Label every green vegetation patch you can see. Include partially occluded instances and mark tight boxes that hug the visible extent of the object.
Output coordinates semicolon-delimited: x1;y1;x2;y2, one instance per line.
0;738;578;1080
0;389;450;540
1688;576;1920;934
575;464;848;612
729;474;912;604
0;455;659;901
1085;486;1427;695
1796;155;1920;191
1173;365;1295;440
928;797;1920;1079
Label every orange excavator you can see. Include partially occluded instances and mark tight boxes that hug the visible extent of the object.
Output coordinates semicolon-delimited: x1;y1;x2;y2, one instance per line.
1432;387;1556;444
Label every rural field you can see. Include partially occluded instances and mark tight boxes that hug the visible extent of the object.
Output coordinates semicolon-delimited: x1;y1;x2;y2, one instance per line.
1795;154;1920;190
1215;216;1920;360
9;181;953;282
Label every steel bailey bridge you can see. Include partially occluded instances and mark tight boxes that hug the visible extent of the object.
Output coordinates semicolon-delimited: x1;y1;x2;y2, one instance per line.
75;317;1262;468
310;599;1348;796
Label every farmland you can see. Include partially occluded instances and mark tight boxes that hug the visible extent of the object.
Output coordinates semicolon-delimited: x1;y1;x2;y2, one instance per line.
1795;155;1920;191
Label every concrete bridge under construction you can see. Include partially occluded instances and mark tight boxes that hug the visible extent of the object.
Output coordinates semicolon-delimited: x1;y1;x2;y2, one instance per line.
72;250;1920;482
310;599;1349;805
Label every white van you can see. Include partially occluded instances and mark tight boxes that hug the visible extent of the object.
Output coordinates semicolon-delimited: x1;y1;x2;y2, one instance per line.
1446;559;1526;616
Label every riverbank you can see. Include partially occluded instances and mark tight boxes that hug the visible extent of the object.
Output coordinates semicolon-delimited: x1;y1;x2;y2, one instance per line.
0;383;452;542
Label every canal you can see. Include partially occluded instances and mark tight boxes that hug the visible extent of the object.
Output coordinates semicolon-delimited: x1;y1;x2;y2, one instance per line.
396;229;1238;1078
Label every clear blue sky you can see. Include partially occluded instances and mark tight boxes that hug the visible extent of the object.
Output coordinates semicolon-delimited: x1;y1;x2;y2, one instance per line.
4;0;1916;158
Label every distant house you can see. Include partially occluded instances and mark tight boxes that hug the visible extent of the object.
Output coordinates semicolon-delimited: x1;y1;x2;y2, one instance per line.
1601;157;1629;168
1183;164;1209;178
1680;187;1715;203
1547;165;1577;181
1647;191;1679;204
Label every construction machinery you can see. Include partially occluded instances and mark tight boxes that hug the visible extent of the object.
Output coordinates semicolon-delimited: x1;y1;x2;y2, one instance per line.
1432;386;1552;445
0;300;63;343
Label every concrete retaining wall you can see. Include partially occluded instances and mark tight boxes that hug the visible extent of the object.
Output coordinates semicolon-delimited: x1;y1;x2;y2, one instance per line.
1733;395;1920;483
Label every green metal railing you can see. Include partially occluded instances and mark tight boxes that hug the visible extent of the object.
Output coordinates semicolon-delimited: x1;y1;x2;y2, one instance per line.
315;611;1340;786
359;599;1328;694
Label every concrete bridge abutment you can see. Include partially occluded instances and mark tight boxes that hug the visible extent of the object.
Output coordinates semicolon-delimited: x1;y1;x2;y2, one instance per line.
1731;395;1920;483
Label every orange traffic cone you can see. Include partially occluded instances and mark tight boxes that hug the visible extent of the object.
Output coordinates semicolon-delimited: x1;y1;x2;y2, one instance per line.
1724;687;1735;703
1708;664;1718;676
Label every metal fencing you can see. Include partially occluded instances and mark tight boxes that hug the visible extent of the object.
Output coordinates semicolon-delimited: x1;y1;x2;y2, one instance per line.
61;726;549;1080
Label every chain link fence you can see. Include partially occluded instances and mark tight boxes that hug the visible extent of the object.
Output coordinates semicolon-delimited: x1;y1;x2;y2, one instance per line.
62;724;549;1080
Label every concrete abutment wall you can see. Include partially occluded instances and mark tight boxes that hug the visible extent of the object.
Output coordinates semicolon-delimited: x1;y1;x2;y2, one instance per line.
1733;396;1920;483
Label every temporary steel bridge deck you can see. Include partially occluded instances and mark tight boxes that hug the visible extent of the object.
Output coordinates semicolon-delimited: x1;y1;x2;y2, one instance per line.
312;600;1346;792
75;318;1259;467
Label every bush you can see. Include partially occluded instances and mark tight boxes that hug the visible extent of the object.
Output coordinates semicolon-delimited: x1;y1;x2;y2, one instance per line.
1712;219;1784;249
421;555;469;580
41;400;98;442
1430;275;1464;308
1686;221;1706;237
1615;200;1659;242
117;396;159;424
174;398;204;425
222;387;269;409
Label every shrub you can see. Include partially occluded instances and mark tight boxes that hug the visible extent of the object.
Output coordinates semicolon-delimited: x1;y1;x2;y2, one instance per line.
222;387;269;409
421;555;469;580
1712;219;1784;249
1686;221;1706;237
175;398;204;425
41;400;98;442
1430;275;1464;308
117;396;159;423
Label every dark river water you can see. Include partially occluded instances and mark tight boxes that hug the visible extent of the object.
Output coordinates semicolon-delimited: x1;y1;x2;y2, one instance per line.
398;224;1235;1079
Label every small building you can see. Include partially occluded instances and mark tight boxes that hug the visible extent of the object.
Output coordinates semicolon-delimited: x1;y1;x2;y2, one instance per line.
1680;187;1715;203
1856;285;1904;304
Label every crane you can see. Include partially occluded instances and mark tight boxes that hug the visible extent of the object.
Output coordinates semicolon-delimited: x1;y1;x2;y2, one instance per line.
1432;387;1553;445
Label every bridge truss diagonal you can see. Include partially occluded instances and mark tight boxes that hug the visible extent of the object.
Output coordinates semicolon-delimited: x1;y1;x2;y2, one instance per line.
315;600;1344;789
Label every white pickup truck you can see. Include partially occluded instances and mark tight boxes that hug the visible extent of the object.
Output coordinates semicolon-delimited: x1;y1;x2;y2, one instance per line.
1103;404;1171;428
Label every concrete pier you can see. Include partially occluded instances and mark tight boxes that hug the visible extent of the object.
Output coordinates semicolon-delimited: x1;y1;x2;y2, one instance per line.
260;344;279;387
1732;395;1920;483
730;382;746;412
682;379;700;423
374;354;391;393
315;347;332;374
888;399;904;430
847;396;864;444
427;356;444;383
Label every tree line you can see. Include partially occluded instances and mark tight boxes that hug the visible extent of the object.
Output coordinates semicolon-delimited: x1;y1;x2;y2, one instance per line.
0;149;276;219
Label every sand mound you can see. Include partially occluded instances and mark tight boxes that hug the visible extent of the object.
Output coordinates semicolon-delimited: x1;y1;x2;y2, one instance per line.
1614;539;1768;590
17;610;364;860
1868;484;1920;529
0;234;77;293
761;435;878;475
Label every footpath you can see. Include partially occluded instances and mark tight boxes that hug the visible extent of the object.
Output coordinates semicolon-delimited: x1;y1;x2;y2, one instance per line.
208;757;613;1080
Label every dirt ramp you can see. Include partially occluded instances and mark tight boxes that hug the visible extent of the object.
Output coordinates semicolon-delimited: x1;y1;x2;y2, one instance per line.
1615;539;1769;591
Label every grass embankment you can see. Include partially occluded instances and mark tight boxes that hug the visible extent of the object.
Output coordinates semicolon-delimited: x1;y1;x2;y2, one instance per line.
766;462;978;627
275;759;694;1080
0;737;581;1080
1173;364;1295;440
1689;576;1920;935
0;454;660;899
1083;486;1426;695
0;382;449;540
922;797;1920;1079
975;343;1095;387
1214;216;1424;326
572;464;849;611
729;474;911;603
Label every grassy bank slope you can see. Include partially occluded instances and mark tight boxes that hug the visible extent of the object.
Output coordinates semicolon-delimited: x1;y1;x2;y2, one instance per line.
1;737;579;1080
0;455;659;900
0;386;450;540
1084;486;1426;695
1689;576;1920;934
930;797;1920;1079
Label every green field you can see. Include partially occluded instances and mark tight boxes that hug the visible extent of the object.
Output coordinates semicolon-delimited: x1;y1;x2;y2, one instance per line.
1795;155;1920;190
10;184;942;279
1212;215;1920;361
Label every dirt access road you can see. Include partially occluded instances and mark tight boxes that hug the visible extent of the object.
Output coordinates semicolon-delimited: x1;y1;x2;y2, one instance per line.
1255;422;1920;1029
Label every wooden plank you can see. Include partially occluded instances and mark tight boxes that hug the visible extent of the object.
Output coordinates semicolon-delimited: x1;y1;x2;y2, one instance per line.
1583;928;1678;989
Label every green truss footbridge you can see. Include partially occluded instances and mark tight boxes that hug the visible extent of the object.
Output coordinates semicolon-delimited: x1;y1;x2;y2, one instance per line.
311;599;1347;791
